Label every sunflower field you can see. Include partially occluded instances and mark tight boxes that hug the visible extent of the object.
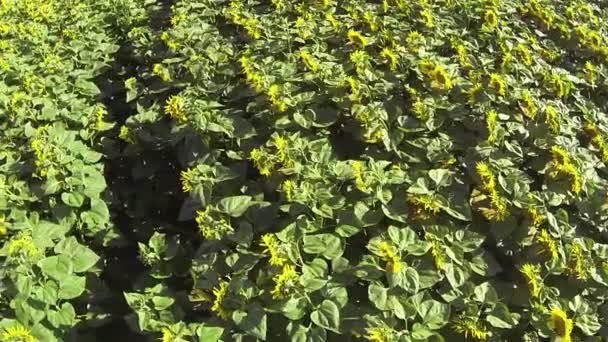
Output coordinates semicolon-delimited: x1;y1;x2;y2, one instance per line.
3;0;608;341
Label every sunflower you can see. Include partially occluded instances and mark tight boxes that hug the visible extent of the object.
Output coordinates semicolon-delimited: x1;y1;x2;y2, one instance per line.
2;324;36;342
484;8;498;30
549;307;573;342
347;29;368;47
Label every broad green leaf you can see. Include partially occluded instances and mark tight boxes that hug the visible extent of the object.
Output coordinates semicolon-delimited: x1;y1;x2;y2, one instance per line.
197;325;224;342
486;303;519;329
55;237;100;273
38;255;73;280
368;285;389;311
58;275;86;299
418;300;450;329
282;296;308;320
232;303;267;340
302;234;343;259
61;192;85;208
47;303;76;328
310;300;340;333
217;195;253;217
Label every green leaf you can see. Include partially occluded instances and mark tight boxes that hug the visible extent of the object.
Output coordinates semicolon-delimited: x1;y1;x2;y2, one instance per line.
303;234;343;259
75;78;100;96
40;281;59;304
286;322;308;342
310;300;340;333
486;303;519;329
387;225;418;250
282;296;308;320
418;300;450;329
37;255;73;280
33;220;70;242
61;192;85;208
232;303;267;340
444;263;469;289
217;195;253;217
368;285;389;310
473;282;499;304
197;325;224;342
335;224;361;238
47;303;76;328
152;296;175;310
323;285;348;309
58;275;86;299
55;237;100;273
392;267;419;293
411;323;435;339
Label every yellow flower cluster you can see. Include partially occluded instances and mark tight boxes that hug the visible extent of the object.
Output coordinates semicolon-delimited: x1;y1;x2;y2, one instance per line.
574;25;604;53
160;327;175;342
452;42;471;68
365;326;395;342
484;8;498;31
545;72;570;98
549;307;573;342
467;82;483;104
548;146;582;194
180;168;196;193
521;0;555;29
347;76;360;102
1;324;36;342
152;63;171;82
325;12;340;30
7;234;38;257
165;95;187;123
520;263;542;298
282;179;296;202
584;61;597;85
419;8;434;28
583;122;608;162
520;91;537;119
347;29;368;48
238;54;263;92
407;194;441;221
30;126;49;178
260;233;287;266
537;229;558;262
545;105;560;134
299;50;319;73
406;31;425;53
195;208;233;240
378;241;402;273
95;105;108;130
267;84;288;112
350;49;369;75
476;162;508;221
567;242;590;280
250;147;276;176
452;314;490;341
486;109;498;144
380;47;398;71
514;43;533;66
271;264;299;299
426;235;446;270
160;31;179;51
118;125;133;143
211;280;231;319
363;11;378;32
226;1;261;39
353;161;367;192
419;59;454;91
489;73;506;96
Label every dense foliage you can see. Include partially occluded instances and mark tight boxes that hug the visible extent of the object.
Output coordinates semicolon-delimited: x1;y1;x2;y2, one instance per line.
2;0;608;341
